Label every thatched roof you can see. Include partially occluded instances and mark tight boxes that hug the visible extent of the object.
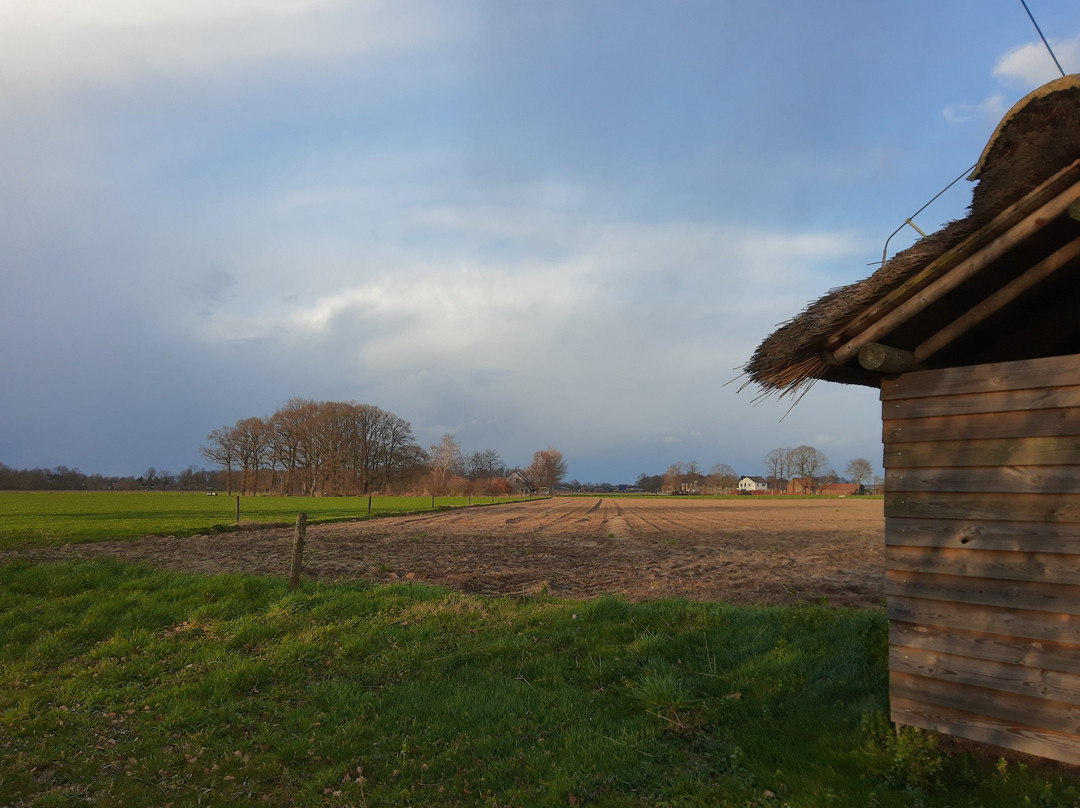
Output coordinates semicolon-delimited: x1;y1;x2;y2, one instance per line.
744;74;1080;398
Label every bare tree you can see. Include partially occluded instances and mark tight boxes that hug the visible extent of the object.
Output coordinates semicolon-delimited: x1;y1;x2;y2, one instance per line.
202;425;239;495
527;448;567;493
428;433;464;494
636;473;664;493
206;400;425;497
786;445;829;482
269;398;316;495
466;448;505;480
845;457;875;486
662;462;684;493
233;416;271;495
707;462;738;493
763;448;791;490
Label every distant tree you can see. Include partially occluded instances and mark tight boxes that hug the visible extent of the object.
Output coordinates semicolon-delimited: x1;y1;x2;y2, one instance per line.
268;398;316;496
202;425;239;495
683;460;705;493
846;457;875;486
179;465;213;492
763;448;791;489
428;434;465;494
707;463;738;493
465;448;505;480
233;416;271;495
786;445;829;482
636;473;664;493
662;462;684;493
527;448;567;492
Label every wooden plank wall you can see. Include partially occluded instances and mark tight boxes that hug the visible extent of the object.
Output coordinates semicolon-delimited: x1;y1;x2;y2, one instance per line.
881;353;1080;764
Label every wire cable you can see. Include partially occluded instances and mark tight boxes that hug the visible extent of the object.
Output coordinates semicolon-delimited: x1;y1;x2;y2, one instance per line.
878;162;977;269
1020;0;1066;78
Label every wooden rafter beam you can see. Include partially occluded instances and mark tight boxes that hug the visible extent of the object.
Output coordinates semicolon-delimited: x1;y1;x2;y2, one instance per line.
858;343;923;374
826;175;1080;367
825;159;1080;353
914;235;1080;362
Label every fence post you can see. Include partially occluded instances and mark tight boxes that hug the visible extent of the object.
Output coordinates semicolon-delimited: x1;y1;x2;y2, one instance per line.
236;496;240;524
368;495;372;515
290;513;307;591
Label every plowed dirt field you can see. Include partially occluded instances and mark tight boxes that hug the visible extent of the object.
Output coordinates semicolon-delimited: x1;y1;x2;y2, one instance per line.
16;497;886;607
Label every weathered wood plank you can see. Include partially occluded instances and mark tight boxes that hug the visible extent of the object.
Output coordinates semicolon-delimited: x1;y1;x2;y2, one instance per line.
881;354;1080;401
890;620;1080;674
884;436;1080;468
889;596;1080;645
887;465;1080;494
890;645;1080;706
892;670;1080;736
885;491;1080;523
883;385;1080;421
891;695;1080;765
883;408;1080;444
886;518;1080;553
887;570;1080;616
887;545;1080;587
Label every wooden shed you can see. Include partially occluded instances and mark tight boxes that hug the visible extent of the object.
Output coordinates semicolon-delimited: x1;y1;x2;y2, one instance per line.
744;74;1080;764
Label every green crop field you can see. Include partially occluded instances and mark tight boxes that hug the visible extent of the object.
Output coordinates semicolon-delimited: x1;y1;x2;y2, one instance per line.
2;559;1078;807
0;491;521;550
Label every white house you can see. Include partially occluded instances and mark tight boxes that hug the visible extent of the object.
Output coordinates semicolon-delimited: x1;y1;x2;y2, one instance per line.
737;476;770;493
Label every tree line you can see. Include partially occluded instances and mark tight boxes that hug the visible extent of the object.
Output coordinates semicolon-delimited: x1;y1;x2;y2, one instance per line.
635;461;741;495
635;447;879;494
0;462;218;492
201;398;567;497
762;446;877;490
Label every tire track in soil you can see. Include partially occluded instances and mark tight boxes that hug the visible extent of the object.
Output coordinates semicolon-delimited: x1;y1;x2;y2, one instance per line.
8;497;886;607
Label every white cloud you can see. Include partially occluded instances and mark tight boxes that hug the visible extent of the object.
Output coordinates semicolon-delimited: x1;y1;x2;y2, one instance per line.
0;0;334;29
0;0;456;96
943;94;1007;125
943;33;1080;127
193;213;866;354
992;34;1080;87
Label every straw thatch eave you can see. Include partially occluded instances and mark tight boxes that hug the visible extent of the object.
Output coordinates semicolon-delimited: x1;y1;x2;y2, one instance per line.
744;74;1080;398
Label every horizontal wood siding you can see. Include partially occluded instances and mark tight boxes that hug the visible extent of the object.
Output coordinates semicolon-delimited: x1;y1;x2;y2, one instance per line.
882;354;1080;764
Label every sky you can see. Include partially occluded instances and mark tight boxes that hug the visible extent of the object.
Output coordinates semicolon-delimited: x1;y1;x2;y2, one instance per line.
2;1;1079;485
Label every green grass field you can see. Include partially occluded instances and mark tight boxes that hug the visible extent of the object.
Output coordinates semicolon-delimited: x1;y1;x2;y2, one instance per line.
2;559;1077;807
0;491;521;550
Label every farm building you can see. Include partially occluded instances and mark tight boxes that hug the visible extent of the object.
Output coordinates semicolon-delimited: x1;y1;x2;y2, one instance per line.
819;483;863;497
786;477;817;496
506;470;537;494
738;475;771;493
743;74;1080;764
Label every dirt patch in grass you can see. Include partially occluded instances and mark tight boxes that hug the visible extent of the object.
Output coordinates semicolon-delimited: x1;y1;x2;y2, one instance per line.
8;497;886;607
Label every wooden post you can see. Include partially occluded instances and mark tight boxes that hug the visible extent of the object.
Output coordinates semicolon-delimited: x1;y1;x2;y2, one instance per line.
431;494;436;509
235;495;240;524
290;513;307;591
367;495;372;515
